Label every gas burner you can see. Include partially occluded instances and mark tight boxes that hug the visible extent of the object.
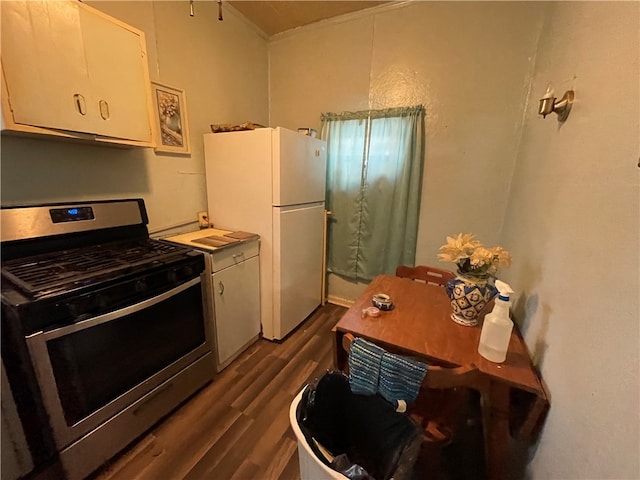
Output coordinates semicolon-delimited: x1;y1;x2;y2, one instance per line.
2;239;188;298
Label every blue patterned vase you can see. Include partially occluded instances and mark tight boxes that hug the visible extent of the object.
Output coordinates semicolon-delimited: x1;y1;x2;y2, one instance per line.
445;274;497;327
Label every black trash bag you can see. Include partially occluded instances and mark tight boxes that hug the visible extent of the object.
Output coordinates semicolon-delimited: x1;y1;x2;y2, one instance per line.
331;453;374;480
297;371;423;480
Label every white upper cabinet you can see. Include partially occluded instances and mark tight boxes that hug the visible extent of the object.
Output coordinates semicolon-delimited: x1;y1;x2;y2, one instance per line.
0;0;155;147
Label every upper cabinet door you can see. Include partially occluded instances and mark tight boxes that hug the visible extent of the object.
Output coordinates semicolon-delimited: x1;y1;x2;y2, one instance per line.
0;0;154;147
79;8;153;142
1;1;93;133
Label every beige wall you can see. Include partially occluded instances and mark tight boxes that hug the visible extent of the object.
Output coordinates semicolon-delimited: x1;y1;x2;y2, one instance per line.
269;2;546;302
502;2;640;478
269;1;639;477
2;1;638;477
0;1;268;234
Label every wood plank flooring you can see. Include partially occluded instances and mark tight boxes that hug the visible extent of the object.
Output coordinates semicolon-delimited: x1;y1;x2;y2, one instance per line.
91;303;346;480
91;303;485;480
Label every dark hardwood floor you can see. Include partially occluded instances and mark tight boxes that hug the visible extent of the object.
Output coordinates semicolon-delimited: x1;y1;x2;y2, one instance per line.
91;303;484;480
92;303;346;480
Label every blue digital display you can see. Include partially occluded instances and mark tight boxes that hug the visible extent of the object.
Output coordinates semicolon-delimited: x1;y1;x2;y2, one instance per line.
50;206;94;223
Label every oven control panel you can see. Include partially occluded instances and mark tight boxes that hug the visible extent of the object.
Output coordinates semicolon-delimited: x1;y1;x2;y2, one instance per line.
49;206;95;223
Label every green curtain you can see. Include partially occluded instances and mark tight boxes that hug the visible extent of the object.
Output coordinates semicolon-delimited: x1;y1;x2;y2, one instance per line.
321;105;425;281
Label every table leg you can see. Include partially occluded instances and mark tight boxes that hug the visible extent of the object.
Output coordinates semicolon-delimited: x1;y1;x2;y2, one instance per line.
482;381;511;480
333;330;347;371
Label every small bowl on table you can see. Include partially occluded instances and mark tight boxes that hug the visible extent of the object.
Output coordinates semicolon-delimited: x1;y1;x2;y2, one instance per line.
372;293;394;311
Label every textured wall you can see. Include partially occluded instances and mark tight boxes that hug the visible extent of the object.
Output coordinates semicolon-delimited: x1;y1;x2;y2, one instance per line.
501;2;640;478
268;2;546;301
270;2;640;476
0;1;268;233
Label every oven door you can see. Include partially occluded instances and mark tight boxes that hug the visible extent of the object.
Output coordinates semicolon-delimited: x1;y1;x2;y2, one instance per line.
25;277;210;450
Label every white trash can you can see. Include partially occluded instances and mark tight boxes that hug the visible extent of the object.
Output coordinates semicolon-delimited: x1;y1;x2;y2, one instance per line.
289;387;347;480
289;373;423;480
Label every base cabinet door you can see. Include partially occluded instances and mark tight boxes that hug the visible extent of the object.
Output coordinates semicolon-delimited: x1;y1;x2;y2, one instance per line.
212;256;261;368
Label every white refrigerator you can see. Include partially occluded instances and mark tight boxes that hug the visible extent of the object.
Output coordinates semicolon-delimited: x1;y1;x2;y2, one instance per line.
204;127;327;340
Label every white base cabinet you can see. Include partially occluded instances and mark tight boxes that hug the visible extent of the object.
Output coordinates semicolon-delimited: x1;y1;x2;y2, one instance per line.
162;230;262;372
212;254;261;369
204;239;261;371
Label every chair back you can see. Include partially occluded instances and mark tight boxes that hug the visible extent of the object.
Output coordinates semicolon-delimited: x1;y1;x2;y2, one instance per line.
395;265;455;287
341;333;479;444
341;333;476;389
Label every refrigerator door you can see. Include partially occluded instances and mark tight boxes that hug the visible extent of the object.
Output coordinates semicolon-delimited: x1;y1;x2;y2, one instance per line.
272;127;326;207
271;202;325;339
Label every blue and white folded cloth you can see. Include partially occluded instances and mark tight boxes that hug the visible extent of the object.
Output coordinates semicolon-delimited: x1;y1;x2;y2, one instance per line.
348;337;428;410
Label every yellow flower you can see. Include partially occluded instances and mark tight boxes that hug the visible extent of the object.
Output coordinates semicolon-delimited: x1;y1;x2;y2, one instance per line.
437;233;481;263
438;233;511;277
490;246;512;268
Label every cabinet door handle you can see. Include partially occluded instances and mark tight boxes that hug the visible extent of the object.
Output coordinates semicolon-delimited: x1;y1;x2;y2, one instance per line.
73;94;86;115
99;100;110;120
218;281;224;295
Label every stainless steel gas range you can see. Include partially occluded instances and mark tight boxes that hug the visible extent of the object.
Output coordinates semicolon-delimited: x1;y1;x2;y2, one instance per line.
0;199;215;480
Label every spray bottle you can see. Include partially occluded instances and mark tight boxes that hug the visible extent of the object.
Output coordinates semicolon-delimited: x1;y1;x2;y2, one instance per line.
478;280;515;363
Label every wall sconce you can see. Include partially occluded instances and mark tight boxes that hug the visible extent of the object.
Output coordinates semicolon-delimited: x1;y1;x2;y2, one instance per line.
538;86;575;122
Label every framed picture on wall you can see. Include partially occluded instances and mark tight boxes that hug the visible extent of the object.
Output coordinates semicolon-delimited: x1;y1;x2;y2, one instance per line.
151;81;191;154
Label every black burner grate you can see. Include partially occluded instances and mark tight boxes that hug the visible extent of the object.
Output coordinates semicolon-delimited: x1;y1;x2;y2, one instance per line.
1;239;186;298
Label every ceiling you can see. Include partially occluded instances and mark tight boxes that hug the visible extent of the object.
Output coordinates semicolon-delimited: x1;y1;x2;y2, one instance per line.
226;1;391;36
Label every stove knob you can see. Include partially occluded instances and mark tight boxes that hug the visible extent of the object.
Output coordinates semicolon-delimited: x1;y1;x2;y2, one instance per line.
67;301;90;322
67;302;81;318
168;269;178;283
96;294;110;311
135;280;147;293
183;265;195;278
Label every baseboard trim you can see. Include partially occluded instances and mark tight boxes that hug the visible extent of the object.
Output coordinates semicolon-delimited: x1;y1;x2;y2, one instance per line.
326;295;354;308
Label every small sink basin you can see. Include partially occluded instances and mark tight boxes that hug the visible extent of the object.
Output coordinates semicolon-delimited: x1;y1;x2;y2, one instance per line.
224;231;259;241
192;235;240;248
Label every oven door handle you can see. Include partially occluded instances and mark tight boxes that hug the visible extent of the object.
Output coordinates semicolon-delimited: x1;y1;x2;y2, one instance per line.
27;277;201;341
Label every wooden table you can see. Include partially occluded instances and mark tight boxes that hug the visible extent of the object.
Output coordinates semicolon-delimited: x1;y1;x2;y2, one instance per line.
332;275;549;480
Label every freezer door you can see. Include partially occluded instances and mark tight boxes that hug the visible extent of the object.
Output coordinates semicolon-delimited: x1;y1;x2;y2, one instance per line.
272;203;324;339
272;127;327;206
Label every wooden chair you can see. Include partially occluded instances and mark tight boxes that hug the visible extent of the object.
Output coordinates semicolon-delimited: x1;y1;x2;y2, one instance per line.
394;266;480;453
395;265;455;287
341;333;478;444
